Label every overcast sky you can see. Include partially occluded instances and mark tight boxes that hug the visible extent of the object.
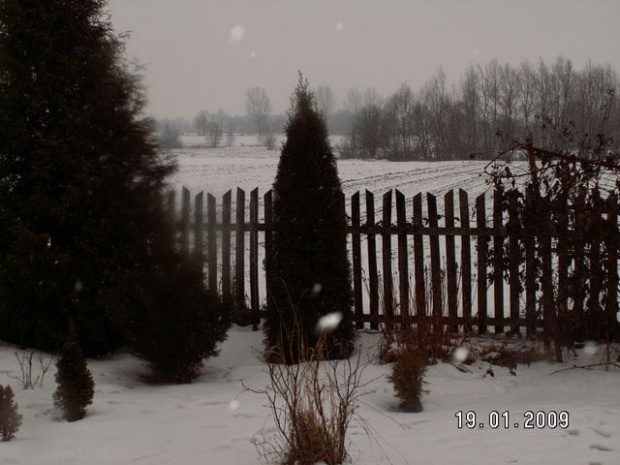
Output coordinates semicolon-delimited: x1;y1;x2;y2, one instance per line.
108;0;620;119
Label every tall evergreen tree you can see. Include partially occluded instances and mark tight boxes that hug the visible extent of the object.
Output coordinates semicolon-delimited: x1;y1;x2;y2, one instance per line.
0;0;176;355
265;75;355;363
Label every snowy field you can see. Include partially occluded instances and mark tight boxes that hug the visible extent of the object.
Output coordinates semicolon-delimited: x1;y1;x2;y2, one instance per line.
2;328;619;464
2;138;619;465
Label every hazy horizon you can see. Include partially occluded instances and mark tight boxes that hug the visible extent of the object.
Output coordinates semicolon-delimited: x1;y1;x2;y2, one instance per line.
108;0;620;120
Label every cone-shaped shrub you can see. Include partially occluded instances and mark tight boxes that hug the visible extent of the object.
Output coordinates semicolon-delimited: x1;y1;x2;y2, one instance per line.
0;384;22;441
265;74;355;363
388;348;427;412
126;254;230;383
54;342;94;422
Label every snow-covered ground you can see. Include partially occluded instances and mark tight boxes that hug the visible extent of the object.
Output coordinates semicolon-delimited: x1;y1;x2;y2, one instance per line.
2;328;619;464
3;143;619;464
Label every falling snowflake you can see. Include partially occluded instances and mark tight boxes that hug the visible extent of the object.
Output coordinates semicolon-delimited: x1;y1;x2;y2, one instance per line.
452;346;469;363
250;51;257;59
583;341;598;356
229;399;240;411
311;283;322;295
335;21;344;32
230;25;245;42
316;312;343;333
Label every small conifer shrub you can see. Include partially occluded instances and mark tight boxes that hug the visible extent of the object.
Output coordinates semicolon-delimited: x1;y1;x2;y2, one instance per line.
54;342;95;421
0;384;22;441
388;348;427;413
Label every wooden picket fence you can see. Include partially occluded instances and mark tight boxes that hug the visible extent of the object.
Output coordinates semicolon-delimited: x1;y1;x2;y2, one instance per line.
170;186;620;338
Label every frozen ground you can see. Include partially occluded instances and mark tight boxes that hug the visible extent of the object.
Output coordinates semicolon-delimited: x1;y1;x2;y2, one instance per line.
2;328;619;465
3;140;618;464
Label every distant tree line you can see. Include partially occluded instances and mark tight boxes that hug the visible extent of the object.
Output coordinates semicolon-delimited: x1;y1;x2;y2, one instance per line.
339;58;619;161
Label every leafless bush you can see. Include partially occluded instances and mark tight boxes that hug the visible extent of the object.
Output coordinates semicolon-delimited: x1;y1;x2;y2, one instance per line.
8;351;53;390
250;324;373;465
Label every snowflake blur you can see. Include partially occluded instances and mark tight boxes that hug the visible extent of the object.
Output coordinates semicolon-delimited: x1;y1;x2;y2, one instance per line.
315;312;343;334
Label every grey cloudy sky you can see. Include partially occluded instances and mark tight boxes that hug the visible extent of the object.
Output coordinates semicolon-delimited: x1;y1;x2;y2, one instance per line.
108;0;620;119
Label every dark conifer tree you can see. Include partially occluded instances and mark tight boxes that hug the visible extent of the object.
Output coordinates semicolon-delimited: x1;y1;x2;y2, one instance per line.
265;75;355;362
0;0;176;355
53;341;95;421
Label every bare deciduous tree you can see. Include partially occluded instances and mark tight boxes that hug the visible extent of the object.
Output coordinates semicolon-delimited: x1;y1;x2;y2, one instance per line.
315;84;336;118
245;86;272;137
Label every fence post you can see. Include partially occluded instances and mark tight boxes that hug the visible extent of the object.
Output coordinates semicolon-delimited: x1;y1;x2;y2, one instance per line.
235;188;246;313
222;190;232;310
250;188;260;330
507;190;521;336
444;190;458;331
351;192;364;329
476;194;488;334
493;189;505;334
264;190;273;313
366;190;379;330
396;190;410;326
181;187;190;257
605;193;619;320
428;193;442;327
459;189;472;332
207;194;217;292
413;193;426;323
382;190;394;325
524;187;537;338
194;192;204;278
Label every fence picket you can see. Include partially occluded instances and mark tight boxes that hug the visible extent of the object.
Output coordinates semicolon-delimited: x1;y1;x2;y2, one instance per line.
181;187;190;257
396;190;410;325
222;190;232;309
351;192;364;329
235;188;246;312
413;193;426;320
366;190;379;329
459;189;472;331
382;191;394;324
507;190;520;335
207;193;217;291
493;189;505;333
445;190;458;330
194;192;204;277
250;188;259;329
428;193;442;323
476;194;488;334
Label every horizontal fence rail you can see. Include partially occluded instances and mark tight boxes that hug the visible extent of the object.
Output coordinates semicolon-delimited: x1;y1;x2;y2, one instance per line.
169;186;620;337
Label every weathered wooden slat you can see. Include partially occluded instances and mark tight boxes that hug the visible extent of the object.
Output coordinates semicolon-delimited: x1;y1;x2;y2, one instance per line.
556;194;570;336
444;190;458;330
395;190;410;325
540;195;554;350
264;190;273;312
413;193;426;319
428;193;442;323
524;187;537;339
351;192;364;329
571;192;586;318
366;190;379;330
235;188;246;311
250;188;260;329
459;189;472;332
181;187;190;257
194;192;204;278
507;190;521;335
167;190;176;218
476;194;488;334
605;193;618;318
207;194;217;291
493;189;505;334
382;190;394;324
589;191;603;315
222;190;232;309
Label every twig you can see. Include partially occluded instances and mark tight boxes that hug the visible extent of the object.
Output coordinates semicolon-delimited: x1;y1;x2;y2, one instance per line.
550;362;620;375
